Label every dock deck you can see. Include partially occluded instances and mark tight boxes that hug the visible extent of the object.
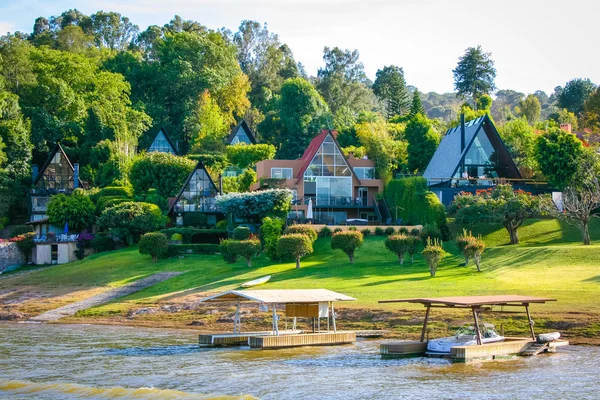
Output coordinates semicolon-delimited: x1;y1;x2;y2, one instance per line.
249;331;356;349
199;330;301;346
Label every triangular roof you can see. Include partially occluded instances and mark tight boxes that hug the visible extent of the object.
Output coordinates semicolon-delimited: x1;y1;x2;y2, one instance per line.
422;115;521;183
226;119;257;145
33;143;84;189
147;127;178;155
168;159;220;214
295;129;361;184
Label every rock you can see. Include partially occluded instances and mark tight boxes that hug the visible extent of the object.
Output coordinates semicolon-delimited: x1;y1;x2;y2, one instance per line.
160;305;181;313
182;303;198;311
127;307;158;317
188;320;205;326
216;316;233;323
0;310;27;320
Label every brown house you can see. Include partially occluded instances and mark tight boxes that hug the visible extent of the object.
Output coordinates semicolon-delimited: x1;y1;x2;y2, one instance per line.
252;130;384;224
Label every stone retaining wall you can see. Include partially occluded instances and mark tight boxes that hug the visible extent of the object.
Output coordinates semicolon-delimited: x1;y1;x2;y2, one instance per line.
0;242;25;273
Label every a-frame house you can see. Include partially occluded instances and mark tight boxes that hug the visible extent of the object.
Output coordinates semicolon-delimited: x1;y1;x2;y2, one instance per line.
147;127;178;154
225;119;257;145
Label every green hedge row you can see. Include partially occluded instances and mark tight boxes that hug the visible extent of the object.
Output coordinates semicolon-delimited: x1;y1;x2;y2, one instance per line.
168;244;220;255
160;228;228;244
384;177;445;225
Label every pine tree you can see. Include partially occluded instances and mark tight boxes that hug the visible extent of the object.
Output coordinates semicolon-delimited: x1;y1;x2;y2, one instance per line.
409;90;425;116
372;65;410;119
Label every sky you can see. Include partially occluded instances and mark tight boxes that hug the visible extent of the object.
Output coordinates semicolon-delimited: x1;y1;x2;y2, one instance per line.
1;0;599;95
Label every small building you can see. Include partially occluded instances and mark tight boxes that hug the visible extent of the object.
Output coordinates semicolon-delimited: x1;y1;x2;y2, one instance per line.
31;241;78;265
147;127;178;154
252;130;386;224
169;159;223;226
225;119;257;145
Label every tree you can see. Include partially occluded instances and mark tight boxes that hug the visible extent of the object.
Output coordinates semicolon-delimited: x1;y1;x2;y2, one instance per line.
547;108;579;131
97;202;166;244
453;45;496;105
534;127;584;189
583;87;600;133
216;189;292;221
188;90;228;153
129;152;195;198
226;143;276;169
56;25;94;53
422;238;444;277
260;216;284;260
276;233;313;268
90;11;139;50
285;224;317;243
372;65;410;118
557;78;596;115
46;194;96;232
385;234;418;265
464;238;486;272
138;232;169;262
409;90;425;116
230;239;262;267
498;118;536;170
355;120;407;182
517;94;541;125
331;231;363;264
448;184;542;245
404;113;440;173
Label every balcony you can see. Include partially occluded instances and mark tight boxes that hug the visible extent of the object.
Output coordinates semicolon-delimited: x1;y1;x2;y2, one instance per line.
173;198;221;213
302;196;372;207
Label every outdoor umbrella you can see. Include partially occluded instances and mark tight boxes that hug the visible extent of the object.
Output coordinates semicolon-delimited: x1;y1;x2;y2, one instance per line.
306;198;313;221
64;222;68;234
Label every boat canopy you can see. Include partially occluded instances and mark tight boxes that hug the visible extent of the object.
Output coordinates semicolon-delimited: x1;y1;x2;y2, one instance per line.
379;295;556;307
199;289;357;304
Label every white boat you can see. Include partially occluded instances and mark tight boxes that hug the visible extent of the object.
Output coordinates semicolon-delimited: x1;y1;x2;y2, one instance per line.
240;275;271;288
426;323;504;355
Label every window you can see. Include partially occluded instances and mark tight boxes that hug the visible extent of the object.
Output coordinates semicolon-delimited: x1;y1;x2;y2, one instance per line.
271;168;293;179
36;150;75;191
355;167;375;179
148;131;176;153
454;131;500;181
174;167;218;212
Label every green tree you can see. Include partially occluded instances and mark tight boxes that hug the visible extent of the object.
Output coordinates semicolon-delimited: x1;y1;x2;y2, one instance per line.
331;230;363;264
453;45;497;106
557;78;596;115
356;120;407;182
498;117;536;170
404;113;440;173
46;194;96;232
138;232;169;262
285;224;318;243
97;201;166;244
226;143;276;169
583;87;600;133
385;234;418;265
56;25;94;53
409;90;425;116
90;11;138;50
534;127;584;189
230;239;262;267
188;90;228;153
372;65;410;119
517;94;541;125
276;233;313;269
129;152;195;198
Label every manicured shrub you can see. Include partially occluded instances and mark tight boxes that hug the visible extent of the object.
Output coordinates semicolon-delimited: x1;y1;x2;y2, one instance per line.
375;227;385;236
384;177;446;226
47;194;96;232
423;238;445;277
97;202;166;244
464;237;486;272
276;234;313;269
233;226;252;240
456;229;476;266
318;226;332;237
217;189;293;220
139;232;169;262
331;231;364;264
134;189;169;211
183;212;208;228
385;234;419;265
216;220;228;230
398;227;409;235
285;224;317;243
160;228;228;244
410;228;421;236
169;244;220;255
171;233;183;242
333;228;343;233
9;233;35;262
129;152;195;198
226;143;277;169
91;233;118;253
260;216;284;260
385;227;395;236
230;239;262;267
420;224;442;246
96;196;130;214
361;228;371;237
96;186;133;200
348;226;357;231
220;239;238;263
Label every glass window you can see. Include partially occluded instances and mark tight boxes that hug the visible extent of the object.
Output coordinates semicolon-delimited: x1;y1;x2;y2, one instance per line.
271;168;293;179
36;149;75;191
174;167;218;212
354;167;375;179
148;131;176;153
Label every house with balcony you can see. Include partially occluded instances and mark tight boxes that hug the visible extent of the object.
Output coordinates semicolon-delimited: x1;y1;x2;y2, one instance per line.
252;130;386;225
147;127;178;154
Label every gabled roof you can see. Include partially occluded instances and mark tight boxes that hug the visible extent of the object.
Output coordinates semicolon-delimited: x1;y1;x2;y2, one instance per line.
422;115;521;182
200;289;357;304
226;119;257;145
168;159;220;214
33;143;85;188
147;127;178;155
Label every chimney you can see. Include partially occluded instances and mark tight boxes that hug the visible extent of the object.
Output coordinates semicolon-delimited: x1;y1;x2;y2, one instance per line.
32;164;38;183
460;113;466;152
560;123;572;133
73;163;79;189
347;151;355;159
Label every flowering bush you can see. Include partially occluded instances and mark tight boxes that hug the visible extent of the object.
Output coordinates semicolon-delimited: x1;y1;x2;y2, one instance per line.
9;233;36;262
422;238;445;277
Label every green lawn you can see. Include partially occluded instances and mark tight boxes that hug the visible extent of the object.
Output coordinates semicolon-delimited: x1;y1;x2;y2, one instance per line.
3;218;599;319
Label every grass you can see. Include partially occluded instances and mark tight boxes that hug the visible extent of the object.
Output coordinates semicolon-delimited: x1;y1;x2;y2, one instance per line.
1;218;600;341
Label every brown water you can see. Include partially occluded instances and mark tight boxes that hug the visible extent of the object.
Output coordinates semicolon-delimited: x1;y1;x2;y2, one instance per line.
0;323;598;399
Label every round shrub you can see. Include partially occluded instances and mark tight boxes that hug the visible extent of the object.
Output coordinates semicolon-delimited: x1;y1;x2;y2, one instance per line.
276;233;313;269
47;194;96;232
333;228;343;233
233;226;252;240
129;152;195;198
348;226;357;231
260;216;284;260
420;224;442;245
318;226;332;238
423;238;445;277
96;186;133;199
375;227;385;236
385;234;419;265
91;232;118;253
230;239;262;267
216;220;228;230
398;227;409;235
384;227;395;236
139;232;169;262
410;228;421;236
220;239;237;263
171;233;183;242
331;231;364;264
361;228;371;237
97;202;166;244
96;196;130;214
183;212;208;228
285;224;317;243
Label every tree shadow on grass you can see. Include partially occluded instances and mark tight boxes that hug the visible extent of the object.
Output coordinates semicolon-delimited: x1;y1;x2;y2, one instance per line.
583;275;600;282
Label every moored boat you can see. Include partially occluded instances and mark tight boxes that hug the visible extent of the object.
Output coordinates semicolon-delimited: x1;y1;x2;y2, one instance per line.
426;323;504;355
240;275;271;288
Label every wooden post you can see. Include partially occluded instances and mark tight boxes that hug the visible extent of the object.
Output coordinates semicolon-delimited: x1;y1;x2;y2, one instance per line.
331;302;337;333
525;304;536;340
293;316;297;331
234;301;240;334
272;304;279;336
472;307;483;345
420;305;431;342
327;302;330;332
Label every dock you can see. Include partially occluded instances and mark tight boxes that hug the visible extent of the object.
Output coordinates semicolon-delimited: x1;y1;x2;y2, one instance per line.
249;331;356;348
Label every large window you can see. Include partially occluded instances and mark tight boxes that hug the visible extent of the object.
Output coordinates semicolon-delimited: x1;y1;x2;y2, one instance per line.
148;131;176;154
231;128;252;144
354;167;375;179
271;168;293;179
36;151;75;191
455;131;500;179
174;168;218;212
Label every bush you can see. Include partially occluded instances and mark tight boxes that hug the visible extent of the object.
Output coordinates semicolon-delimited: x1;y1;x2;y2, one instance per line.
361;228;371;237
168;244;220;255
97;202;166;244
226;143;277;169
216;189;293;221
410;228;421;236
420;224;442;245
422;238;445;277
95;186;133;200
9;233;35;262
464;237;486;272
215;220;228;230
456;229;476;266
91;233;118;253
318;226;332;237
333;228;343;233
285;224;317;243
375;227;385;236
183;213;208;228
129;152;195;198
134;189;169;211
75;230;94;260
398;227;409;235
260;216;284;260
348;226;357;231
220;239;238;263
47;194;96;232
9;225;33;238
233;226;252;240
230;239;262;267
160;228;228;244
171;233;183;242
139;232;169;262
385;234;419;265
276;234;313;269
384;227;395;236
384;177;446;226
96;196;130;214
331;231;364;264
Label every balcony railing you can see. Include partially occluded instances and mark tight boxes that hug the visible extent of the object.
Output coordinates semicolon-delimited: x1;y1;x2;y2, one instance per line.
427;177;550;189
173;199;221;213
300;196;371;207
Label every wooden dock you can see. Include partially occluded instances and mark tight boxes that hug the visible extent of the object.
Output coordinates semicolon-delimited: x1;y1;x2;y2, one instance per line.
380;340;428;358
249;331;356;349
199;330;301;346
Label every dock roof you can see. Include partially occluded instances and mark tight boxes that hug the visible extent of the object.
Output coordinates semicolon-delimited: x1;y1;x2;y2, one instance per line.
200;289;357;304
379;295;556;307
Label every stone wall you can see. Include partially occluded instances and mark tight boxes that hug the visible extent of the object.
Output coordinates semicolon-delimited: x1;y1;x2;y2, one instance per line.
0;242;25;273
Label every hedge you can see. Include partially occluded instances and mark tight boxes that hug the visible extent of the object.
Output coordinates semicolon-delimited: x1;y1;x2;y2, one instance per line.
384;177;445;225
168;244;220;255
160;228;227;244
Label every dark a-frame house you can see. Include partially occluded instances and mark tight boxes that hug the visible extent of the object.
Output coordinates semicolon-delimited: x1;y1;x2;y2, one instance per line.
147;127;178;154
225;119;257;145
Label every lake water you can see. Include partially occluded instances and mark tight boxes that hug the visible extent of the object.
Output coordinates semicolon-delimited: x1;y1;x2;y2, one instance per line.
0;323;598;399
